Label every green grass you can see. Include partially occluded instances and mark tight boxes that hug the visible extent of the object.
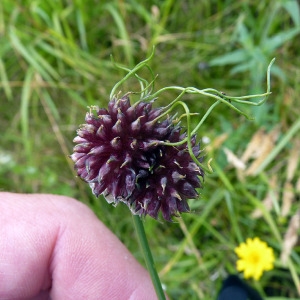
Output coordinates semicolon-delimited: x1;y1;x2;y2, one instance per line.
1;0;300;299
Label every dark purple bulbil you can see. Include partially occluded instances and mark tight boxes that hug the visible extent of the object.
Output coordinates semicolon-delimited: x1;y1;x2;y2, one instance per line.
71;95;204;221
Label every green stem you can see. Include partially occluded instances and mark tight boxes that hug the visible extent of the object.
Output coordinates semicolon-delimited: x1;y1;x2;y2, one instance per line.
132;214;166;300
287;258;300;296
253;117;300;175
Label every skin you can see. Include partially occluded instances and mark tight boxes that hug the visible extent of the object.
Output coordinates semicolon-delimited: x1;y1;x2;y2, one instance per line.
0;192;158;299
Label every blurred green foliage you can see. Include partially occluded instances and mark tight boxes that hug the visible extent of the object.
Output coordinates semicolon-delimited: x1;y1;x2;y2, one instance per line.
1;0;300;299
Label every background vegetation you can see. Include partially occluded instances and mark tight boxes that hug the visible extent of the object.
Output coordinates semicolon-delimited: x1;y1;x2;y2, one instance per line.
1;0;300;299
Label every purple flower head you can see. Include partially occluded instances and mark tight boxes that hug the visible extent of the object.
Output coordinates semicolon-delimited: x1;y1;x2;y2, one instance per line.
71;94;204;221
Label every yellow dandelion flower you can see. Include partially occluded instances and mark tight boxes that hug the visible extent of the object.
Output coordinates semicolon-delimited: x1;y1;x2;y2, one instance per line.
235;237;275;280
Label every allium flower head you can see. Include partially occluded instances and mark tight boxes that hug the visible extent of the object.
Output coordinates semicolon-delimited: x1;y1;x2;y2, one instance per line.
235;237;275;280
71;94;204;221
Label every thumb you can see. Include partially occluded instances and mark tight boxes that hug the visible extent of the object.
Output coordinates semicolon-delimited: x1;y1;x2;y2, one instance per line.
0;192;158;299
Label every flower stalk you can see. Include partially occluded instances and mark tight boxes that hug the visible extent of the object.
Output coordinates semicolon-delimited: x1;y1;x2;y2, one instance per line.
133;215;166;300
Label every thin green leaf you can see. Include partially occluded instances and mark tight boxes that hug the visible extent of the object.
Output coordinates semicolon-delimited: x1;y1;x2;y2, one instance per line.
66;89;89;108
282;0;300;27
264;27;300;51
230;61;252;74
236;20;254;50
41;90;60;121
254;118;300;175
21;68;35;157
9;28;52;81
30;5;52;27
28;46;60;80
0;58;12;100
209;49;248;66
76;9;88;51
105;3;133;66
